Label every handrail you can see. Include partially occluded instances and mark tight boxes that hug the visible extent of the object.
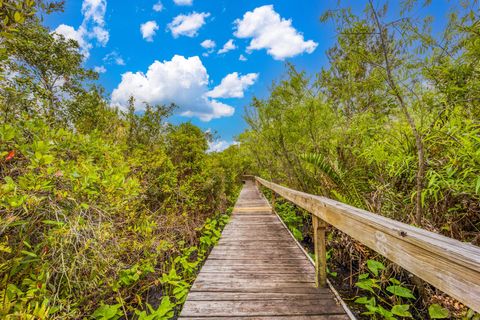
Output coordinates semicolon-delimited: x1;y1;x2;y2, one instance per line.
254;176;480;313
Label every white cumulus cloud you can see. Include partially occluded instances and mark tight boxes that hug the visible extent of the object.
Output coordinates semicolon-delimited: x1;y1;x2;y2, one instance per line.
53;0;109;59
94;65;107;73
234;5;317;60
173;0;193;5
201;39;216;49
82;0;107;28
140;21;159;41
239;54;247;61
54;24;92;58
168;12;210;38
201;39;216;56
103;51;125;66
207;72;258;98
208;140;238;153
218;39;237;54
111;55;236;121
153;1;163;12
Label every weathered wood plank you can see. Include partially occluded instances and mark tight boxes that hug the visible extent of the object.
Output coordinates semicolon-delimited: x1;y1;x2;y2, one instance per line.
178;315;350;320
215;241;298;250
184;291;333;301
195;272;315;282
256;176;480;313
180;300;345;317
199;265;314;274
179;316;349;320
209;249;304;256
201;259;315;267
189;286;333;294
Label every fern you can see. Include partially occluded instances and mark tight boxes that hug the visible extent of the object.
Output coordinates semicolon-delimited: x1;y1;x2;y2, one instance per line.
302;153;365;208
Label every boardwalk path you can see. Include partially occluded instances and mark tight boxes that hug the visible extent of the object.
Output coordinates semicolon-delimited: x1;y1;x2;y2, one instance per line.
179;180;349;319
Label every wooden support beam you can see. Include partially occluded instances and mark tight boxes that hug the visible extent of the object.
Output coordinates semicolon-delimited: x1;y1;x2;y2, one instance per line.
313;215;327;287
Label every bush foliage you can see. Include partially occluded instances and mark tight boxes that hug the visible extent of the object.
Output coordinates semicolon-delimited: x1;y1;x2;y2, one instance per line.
0;6;247;318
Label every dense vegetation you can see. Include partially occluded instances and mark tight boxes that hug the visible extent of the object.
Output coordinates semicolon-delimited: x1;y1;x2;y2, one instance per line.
240;1;480;319
1;0;479;319
0;2;247;318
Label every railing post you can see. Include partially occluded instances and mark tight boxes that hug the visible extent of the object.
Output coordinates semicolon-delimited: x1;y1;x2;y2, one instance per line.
313;215;327;287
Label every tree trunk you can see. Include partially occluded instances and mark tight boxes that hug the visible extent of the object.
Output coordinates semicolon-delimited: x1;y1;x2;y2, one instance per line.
369;0;425;225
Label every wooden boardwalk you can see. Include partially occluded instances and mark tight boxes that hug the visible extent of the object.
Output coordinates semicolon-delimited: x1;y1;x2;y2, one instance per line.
179;180;349;319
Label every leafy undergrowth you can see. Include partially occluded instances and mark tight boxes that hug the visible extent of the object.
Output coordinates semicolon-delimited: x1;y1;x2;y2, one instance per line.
91;211;231;320
266;194;479;320
0;116;242;319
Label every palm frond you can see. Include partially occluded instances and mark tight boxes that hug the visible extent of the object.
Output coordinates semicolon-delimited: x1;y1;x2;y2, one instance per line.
301;153;341;185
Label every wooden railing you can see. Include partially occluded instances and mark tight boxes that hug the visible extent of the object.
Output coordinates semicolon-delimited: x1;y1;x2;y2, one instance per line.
254;176;480;313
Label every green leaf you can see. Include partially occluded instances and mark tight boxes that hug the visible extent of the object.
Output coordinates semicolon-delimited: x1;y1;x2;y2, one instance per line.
428;304;449;319
355;296;375;306
391;304;412;317
466;309;475;319
356;278;380;293
21;250;37;258
91;304;122;320
42;220;65;226
367;259;385;277
14;11;23;23
292;228;303;241
386;285;415;299
155;296;175;317
376;305;396;319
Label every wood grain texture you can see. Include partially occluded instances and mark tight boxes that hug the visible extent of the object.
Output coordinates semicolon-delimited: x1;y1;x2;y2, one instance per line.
313;215;327;287
256;176;480;313
179;316;349;320
179;180;349;318
180;300;345;317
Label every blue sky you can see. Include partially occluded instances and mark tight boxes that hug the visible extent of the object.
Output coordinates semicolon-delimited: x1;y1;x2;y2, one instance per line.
44;0;453;151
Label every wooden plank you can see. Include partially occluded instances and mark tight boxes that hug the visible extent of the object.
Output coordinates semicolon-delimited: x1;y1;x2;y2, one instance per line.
189;286;333;294
179;316;350;320
233;206;272;212
201;262;314;270
207;255;308;260
199;265;314;274
195;273;315;282
223;223;286;228
219;237;295;241
184;291;332;301
207;249;308;256
180;300;345;317
256;176;480;313
220;230;292;236
209;249;303;256
214;242;299;248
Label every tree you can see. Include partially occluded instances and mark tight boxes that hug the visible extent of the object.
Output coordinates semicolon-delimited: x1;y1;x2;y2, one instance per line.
125;96;175;149
0;0;63;33
2;21;96;124
167;122;209;175
320;2;434;225
67;85;120;134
